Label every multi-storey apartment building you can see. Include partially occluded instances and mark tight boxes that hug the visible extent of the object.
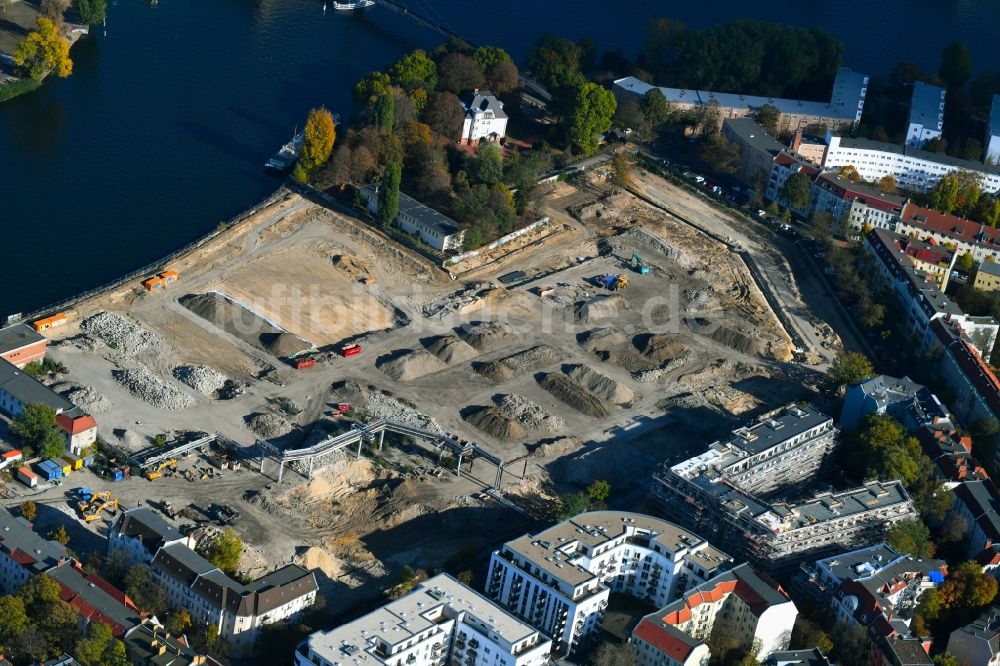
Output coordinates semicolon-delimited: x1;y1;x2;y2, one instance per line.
485;511;731;656
670;405;837;498
653;407;919;572
613;68;868;134
896;204;1000;265
905;82;946;148
109;509;318;658
840;374;950;432
986;94;1000;164
811;171;906;238
295;573;552;666
630;563;797;666
821;134;1000;194
0;506;69;594
948;609;1000;666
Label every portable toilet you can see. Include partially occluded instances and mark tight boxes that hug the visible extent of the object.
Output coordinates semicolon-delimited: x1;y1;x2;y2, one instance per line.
46;459;68;477
17;467;37;488
64;454;83;471
110;468;124;482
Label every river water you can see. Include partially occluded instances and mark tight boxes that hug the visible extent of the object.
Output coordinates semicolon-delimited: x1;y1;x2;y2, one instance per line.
1;0;998;316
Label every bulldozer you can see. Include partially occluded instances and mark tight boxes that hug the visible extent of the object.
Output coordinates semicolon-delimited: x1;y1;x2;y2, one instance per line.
630;251;650;274
146;459;177;481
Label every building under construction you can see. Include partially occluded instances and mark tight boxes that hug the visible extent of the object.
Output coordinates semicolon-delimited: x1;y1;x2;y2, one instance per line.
652;405;918;573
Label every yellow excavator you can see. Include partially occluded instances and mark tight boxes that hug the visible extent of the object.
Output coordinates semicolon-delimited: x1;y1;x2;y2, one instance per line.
79;492;118;523
146;459;177;481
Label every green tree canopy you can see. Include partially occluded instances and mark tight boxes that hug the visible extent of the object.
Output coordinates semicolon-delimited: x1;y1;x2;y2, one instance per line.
562;80;617;155
11;403;65;459
77;0;107;25
204;528;244;575
437;52;485;94
373;92;395;132
958;252;975;273
472;142;503;185
828;351;874;386
125;565;166;615
779;171;812;209
389;50;438;92
378;161;402;227
13;17;73;80
939;41;973;88
641;88;671;127
354;70;392;106
525;34;582;90
473;45;512;72
751;104;780;135
587;480;611;502
0;595;28;649
886;518;934;557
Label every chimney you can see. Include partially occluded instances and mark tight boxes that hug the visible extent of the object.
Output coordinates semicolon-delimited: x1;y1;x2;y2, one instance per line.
791;131;803;153
473;88;479;94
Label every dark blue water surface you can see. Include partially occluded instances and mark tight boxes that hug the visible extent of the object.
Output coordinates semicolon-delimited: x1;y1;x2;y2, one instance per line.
1;0;998;315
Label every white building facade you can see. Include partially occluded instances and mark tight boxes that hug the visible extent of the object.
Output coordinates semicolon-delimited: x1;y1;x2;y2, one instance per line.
906;82;946;148
986;94;1000;164
486;511;731;656
461;91;509;145
296;574;552;666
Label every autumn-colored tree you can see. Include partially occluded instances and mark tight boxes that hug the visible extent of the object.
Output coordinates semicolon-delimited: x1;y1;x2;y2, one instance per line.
839;165;861;182
168;609;193;635
19;500;36;522
39;0;70;20
299;107;336;176
48;524;69;546
13;17;73;80
879;175;897;194
937;561;998;610
486;61;519;93
202;528;243;575
609;155;632;193
437;52;484;94
587;480;611;502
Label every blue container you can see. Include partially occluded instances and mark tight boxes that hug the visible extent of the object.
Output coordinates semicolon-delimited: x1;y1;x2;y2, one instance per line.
34;461;59;481
44;460;64;478
110;469;124;481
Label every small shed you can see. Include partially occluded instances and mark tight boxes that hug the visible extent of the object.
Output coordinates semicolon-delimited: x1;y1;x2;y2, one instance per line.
17;467;37;488
32;313;68;333
142;276;164;292
48;458;71;476
63;454;83;470
159;270;179;285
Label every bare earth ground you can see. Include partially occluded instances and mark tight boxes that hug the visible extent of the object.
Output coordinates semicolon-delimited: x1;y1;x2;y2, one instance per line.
9;172;835;617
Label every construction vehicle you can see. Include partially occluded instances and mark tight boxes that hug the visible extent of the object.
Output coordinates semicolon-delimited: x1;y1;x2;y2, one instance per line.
594;273;628;291
83;496;119;523
146;459;177;481
339;343;362;357
630;251;650;274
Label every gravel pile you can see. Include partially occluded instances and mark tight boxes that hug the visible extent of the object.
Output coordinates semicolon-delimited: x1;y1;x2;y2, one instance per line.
173;365;229;396
245;412;292;439
537;373;609;418
631;355;689;383
458;321;516;351
425;335;479;364
82;312;163;356
112;366;196;410
472;360;514;383
218;380;249;400
60;385;114;414
465;407;528;441
495;394;564;432
377;349;447;381
499;345;559;373
565;364;634;405
365;391;442;433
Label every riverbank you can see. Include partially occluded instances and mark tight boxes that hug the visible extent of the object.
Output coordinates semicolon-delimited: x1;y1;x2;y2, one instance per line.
0;0;88;102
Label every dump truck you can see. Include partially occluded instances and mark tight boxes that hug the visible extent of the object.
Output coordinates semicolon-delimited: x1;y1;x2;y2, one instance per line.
146;459;177;481
292;357;317;370
340;343;362;357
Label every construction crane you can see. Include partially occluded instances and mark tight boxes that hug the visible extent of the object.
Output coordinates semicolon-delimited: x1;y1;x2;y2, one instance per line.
630;251;650;274
146;459;177;481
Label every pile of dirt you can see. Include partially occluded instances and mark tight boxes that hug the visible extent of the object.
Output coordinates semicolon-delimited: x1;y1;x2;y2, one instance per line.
377;350;447;381
499;345;560;373
580;328;629;355
298;546;344;580
574;295;625;324
464;407;528;441
457;321;516;351
112;366;196;410
495;394;564;432
332;380;371;405
636;333;688;364
331;253;370;280
691;320;765;357
81;312;163;356
261;332;311;358
59;385;113;414
245;412;292;439
534;436;581;458
180;292;310;356
425;335;479;365
565;364;634;405
365;391;442;433
472;360;515;383
537;373;609;418
172;365;229;397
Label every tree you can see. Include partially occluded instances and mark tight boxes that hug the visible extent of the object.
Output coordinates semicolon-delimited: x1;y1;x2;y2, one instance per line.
557;491;590;520
938;561;998;611
933;654;958;666
203;623;219;651
300;107;336;176
790;616;833;654
168;609;192;635
589;641;637;666
924;137;949;153
941;514;969;543
829;351;874;386
20;500;37;522
958;251;975;273
204;528;243;575
373;92;395;132
751;104;780;135
609;155;632;193
422;91;464;140
525;34;582;90
486;61;519;94
40;0;70;20
10;403;65;459
473;46;511;72
456;570;474;586
563;80;617;155
839;165;861;182
13;17;72;80
472;142;503;185
779;171;812;210
107;641;129;666
930;173;960;213
587;480;611;503
0;595;28;649
354;70;392;106
48;524;69;546
378;161;401;227
699;133;741;175
879;175;897;194
77;0;107;25
74;621;116;666
887;519;934;557
641;88;671;128
389;50;437;91
125;565;166;615
437;53;484;94
940;41;973;88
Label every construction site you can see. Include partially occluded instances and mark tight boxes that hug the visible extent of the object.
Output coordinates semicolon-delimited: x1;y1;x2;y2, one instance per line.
4;163;847;615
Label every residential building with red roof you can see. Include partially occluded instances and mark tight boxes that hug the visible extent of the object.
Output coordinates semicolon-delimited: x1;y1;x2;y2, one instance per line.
917;423;989;487
630;563;796;666
56;412;97;456
812;171;906;238
765;151;821;217
897;204;1000;265
0;324;47;369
